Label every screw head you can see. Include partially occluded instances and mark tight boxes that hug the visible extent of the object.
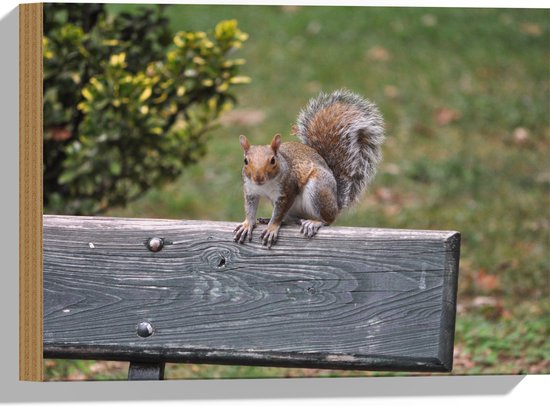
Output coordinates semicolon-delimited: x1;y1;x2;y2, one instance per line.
147;237;164;252
137;321;154;338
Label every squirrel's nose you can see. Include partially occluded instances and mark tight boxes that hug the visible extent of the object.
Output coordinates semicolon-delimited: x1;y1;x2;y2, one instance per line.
254;176;265;184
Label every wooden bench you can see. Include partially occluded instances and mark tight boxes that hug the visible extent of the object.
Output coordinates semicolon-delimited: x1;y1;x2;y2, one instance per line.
43;215;460;380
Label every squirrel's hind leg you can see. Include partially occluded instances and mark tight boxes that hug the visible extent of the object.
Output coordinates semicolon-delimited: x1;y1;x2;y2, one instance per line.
289;173;337;238
297;172;338;239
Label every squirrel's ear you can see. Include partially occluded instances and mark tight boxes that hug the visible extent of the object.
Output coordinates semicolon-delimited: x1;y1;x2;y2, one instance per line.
239;135;250;153
271;134;282;154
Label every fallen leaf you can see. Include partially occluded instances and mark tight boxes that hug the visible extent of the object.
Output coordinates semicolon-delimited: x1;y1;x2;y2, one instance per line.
219;109;266;127
368;46;391;62
375;187;395;203
307;21;321;35
472;295;499;307
520;22;542;36
47;126;72;141
501;308;513;320
474;268;501;292
89;360;126;375
383;163;401;175
67;370;87;381
383;205;401;217
500;14;513;26
528;359;550;374
434;107;461;125
44;360;57;368
281;5;301;13
513;127;529;145
421;14;438;27
453;345;475;369
384;85;399;99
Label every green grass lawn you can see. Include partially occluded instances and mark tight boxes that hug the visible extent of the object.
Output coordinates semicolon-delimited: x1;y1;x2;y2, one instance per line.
45;5;550;380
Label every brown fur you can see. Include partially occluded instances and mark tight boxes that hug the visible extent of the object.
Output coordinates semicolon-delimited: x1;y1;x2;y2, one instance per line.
295;90;385;209
279;142;330;182
305;102;364;189
318;185;338;224
240;134;281;185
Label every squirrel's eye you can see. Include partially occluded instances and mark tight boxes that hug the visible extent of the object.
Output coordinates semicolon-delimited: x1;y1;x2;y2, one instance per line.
270;157;276;165
244;158;249;165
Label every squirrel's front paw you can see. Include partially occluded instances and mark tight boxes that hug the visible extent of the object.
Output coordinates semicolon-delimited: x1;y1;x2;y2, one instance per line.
234;221;255;244
260;224;280;248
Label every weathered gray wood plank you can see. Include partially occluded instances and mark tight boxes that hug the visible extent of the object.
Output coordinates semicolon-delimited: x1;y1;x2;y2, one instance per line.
43;215;460;372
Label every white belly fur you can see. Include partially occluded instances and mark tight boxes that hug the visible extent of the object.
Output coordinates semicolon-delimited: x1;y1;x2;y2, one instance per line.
244;178;281;203
286;181;318;220
245;177;319;221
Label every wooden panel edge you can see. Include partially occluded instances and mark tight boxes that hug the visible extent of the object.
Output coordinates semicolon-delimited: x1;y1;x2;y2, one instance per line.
438;232;461;372
43;214;460;240
44;346;449;373
19;2;43;382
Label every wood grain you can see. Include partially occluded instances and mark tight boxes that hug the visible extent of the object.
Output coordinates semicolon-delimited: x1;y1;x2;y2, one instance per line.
19;3;43;382
43;215;460;372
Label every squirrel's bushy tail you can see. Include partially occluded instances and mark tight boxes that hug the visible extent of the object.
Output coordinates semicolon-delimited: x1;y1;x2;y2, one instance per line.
295;89;385;209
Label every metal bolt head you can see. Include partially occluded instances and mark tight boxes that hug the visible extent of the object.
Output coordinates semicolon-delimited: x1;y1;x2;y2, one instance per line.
147;237;164;252
137;321;154;338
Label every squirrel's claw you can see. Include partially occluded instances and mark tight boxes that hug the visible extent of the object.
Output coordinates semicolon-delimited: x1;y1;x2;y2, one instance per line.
300;219;324;239
260;225;279;248
234;222;254;244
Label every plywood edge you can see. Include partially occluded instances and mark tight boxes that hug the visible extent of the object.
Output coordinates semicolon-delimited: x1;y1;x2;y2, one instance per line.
19;2;43;382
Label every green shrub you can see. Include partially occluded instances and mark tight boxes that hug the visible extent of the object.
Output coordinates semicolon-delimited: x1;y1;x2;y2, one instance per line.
43;4;249;214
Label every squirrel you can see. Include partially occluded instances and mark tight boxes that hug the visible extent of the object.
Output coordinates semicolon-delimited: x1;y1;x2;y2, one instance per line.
234;89;385;248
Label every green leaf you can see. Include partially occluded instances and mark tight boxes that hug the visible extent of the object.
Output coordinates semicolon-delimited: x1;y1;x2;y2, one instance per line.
110;161;122;176
139;86;153;102
82;87;93;101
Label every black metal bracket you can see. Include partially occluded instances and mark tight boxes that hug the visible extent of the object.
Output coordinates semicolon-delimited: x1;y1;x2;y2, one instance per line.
128;361;165;380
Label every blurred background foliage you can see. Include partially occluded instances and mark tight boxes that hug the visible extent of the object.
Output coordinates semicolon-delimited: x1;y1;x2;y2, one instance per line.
44;4;549;379
43;3;249;214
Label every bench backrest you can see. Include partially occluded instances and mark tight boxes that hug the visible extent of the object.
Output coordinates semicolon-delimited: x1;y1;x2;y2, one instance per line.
43;215;460;374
